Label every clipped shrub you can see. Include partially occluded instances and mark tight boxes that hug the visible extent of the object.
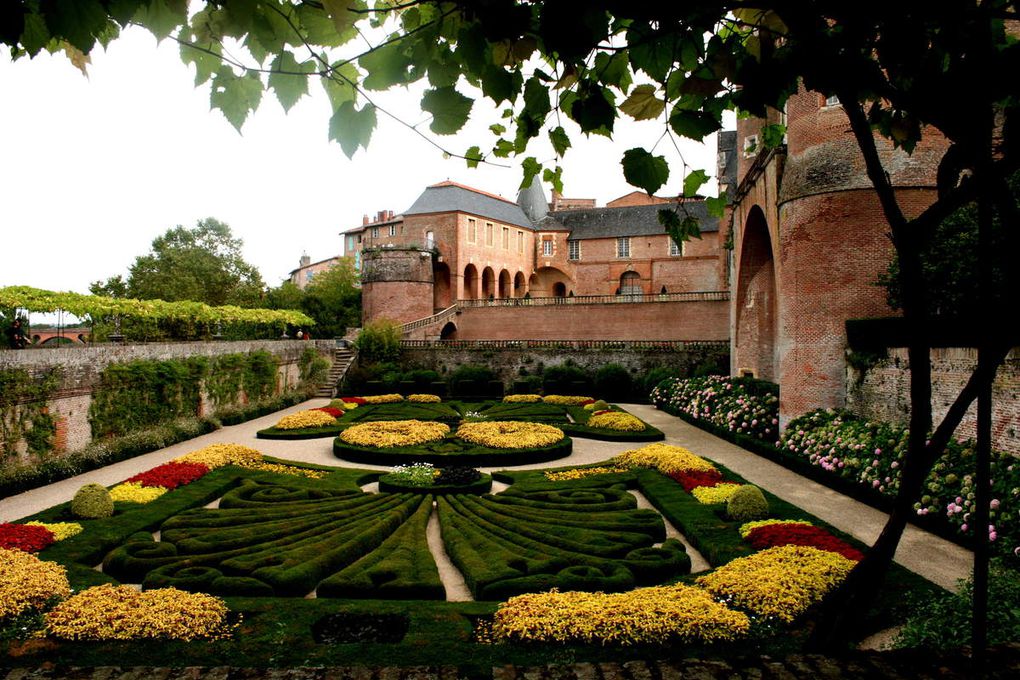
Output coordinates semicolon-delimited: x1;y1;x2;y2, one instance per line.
726;484;769;521
448;365;495;396
71;483;114;519
543;362;592;393
584;399;611;411
595;364;632;401
354;319;403;363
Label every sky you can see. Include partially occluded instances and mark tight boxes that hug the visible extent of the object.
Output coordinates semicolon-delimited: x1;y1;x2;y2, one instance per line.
0;24;726;308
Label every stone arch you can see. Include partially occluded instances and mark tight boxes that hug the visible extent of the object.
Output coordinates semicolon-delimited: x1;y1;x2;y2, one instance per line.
482;266;497;299
514;271;526;296
552;282;567;297
498;269;512;298
734;205;778;381
433;262;452;309
529;266;572;298
440;321;457;339
619;270;642;295
462;264;479;300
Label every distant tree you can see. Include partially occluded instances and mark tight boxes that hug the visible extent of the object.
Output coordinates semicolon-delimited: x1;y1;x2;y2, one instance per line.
266;259;361;338
108;218;265;307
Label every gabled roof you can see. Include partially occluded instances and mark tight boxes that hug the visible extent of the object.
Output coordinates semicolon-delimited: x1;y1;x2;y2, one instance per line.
404;181;534;229
551;201;720;241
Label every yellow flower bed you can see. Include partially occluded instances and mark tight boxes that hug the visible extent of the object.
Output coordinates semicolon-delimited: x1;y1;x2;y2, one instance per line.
613;443;718;475
46;584;233;641
273;409;338;430
24;521;82;542
696;545;856;623
456;421;564;449
340;420;450;448
738;519;813;539
492;585;750;645
239;460;326;479
544;465;629;481
542;395;594;405
586;412;646;432
109;482;168;504
503;394;542;403
407;394;441;403
0;548;70;619
362;394;404;404
691;483;742;504
174;443;263;469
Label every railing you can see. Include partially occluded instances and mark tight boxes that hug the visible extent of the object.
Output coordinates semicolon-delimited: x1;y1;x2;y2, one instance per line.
401;339;730;350
401;304;458;333
456;291;729;307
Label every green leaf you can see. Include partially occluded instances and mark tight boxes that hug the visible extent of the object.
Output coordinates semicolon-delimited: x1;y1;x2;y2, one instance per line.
21;12;50;56
269;51;314;112
421;87;473;135
705;193;728;218
621;148;669;195
620;84;664;121
520;157;542;190
669;109;720;141
322;62;359;110
180;40;221;86
683;169;709;197
296;4;353;47
761;123;786;148
44;0;110;51
523;77;551;118
321;0;361;35
628;26;674;82
659;210;702;245
465;146;483;169
133;0;187;43
456;26;487;74
569;82;616;134
428;54;461;88
329;101;377;159
549;126;571;157
493;139;514;158
542;166;564;195
361;41;413;91
210;67;264;132
593;52;632;92
481;65;520;104
489;123;507;136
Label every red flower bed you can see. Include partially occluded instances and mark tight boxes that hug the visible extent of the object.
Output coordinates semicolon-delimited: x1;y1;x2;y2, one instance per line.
343;397;367;405
314;407;344;418
670;469;724;492
745;523;865;561
0;523;55;552
127;462;211;490
580;399;596;406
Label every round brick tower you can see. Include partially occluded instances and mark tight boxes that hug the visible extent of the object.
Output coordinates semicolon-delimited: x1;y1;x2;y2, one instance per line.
361;247;435;326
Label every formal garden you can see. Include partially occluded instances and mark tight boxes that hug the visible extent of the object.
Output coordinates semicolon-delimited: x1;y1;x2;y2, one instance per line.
0;390;956;673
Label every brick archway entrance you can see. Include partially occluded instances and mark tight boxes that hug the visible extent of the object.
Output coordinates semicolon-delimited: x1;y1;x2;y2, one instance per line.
734;205;778;380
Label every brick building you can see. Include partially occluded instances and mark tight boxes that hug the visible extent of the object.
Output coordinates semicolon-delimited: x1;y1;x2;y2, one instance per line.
288;253;342;290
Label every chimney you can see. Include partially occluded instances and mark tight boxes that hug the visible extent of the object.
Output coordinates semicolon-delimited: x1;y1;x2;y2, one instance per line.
299;252;310;267
362;215;369;226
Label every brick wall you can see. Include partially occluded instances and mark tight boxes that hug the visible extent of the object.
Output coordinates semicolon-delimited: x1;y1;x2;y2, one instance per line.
402;344;729;391
361;248;435;325
0;340;332;463
449;299;728;341
847;347;1020;456
571;233;722;295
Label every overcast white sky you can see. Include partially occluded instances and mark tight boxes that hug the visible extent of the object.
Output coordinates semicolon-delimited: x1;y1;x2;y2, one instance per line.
0;25;725;305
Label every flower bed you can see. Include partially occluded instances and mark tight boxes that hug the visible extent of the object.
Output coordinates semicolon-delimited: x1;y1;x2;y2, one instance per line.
542;395;595;406
651;375;779;441
613;443;719;476
127;461;210;489
0;522;57;552
378;464;492;495
45;584;233;641
407;394;441;403
0;548;70;619
503;394;542;403
492;584;749;645
691;483;742;505
274;410;339;430
586;411;646;432
109;482;168;504
362;394;404;404
696;545;856;623
455;421;564;448
544;465;629;482
743;523;864;561
340;420;451;447
314;406;346;418
175;443;263;469
333;429;573;467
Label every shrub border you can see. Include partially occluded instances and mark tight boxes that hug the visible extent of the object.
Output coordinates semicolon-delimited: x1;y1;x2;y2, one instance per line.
256;425;344;440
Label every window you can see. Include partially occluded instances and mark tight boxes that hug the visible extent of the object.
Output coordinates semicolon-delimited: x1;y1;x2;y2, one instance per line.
542;239;553;256
824;94;840;107
357;234;362;244
305;270;314;282
502;226;509;249
425;230;435;249
517;231;524;254
371;226;379;239
388;225;396;237
669;238;682;256
347;236;355;252
619;271;642;295
568;240;580;260
467;218;476;242
742;135;758;158
616;237;630;258
486;223;494;246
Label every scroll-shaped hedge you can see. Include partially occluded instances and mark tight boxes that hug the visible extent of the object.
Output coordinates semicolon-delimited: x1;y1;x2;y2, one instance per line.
438;482;690;600
102;480;423;596
317;494;444;600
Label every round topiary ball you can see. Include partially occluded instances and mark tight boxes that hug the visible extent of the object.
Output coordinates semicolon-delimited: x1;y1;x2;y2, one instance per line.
71;483;114;519
726;484;769;522
588;399;611;411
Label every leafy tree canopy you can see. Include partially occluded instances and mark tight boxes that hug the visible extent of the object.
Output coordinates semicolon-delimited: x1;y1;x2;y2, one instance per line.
266;258;361;338
91;217;266;307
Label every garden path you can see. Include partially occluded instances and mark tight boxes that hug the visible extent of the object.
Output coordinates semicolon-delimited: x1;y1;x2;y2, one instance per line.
0;398;972;592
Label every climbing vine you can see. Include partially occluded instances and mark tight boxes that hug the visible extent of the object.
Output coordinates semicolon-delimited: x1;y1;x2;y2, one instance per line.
0;368;60;461
206;351;277;406
298;347;330;387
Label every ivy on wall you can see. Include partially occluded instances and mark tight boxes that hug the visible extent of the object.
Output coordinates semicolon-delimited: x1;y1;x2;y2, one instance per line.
298;346;330;386
0;367;60;461
89;351;281;438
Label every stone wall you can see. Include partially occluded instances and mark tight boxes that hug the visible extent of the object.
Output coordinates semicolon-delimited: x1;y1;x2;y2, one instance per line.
401;343;729;390
0;340;333;460
846;346;1020;455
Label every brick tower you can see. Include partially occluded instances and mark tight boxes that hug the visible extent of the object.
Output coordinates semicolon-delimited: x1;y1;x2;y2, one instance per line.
360;247;435;326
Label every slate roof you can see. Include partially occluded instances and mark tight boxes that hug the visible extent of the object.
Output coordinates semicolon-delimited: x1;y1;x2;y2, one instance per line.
404;182;534;229
718;130;738;194
551;201;719;241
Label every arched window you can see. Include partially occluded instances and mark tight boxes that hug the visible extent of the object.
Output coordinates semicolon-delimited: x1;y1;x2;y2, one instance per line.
619;271;642;296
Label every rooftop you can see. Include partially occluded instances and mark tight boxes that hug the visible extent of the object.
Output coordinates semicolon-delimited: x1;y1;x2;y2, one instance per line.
552;201;720;241
404;182;534;229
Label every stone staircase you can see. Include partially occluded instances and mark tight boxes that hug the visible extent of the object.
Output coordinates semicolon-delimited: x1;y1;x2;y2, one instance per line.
316;346;356;398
